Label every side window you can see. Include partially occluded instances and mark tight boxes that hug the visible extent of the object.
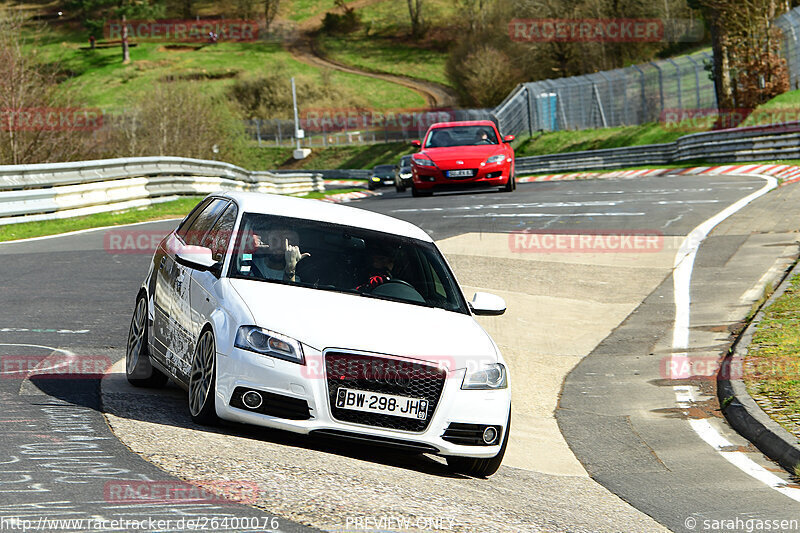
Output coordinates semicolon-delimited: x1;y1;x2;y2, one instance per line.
202;203;238;263
176;198;213;240
182;199;228;246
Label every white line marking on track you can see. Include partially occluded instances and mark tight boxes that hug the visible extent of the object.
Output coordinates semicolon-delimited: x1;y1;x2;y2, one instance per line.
443;212;646;218
0;328;89;334
0;344;76;379
0;218;182;245
669;173;800;501
738;254;797;306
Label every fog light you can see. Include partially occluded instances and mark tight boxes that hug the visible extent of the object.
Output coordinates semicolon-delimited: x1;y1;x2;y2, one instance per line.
482;426;498;444
242;390;263;409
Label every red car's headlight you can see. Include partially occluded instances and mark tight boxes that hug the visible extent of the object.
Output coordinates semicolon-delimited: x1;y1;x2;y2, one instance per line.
485;155;506;164
413;156;436;167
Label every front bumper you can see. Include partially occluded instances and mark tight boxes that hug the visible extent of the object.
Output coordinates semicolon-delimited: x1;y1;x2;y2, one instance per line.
215;346;511;458
412;164;510;191
369;177;394;188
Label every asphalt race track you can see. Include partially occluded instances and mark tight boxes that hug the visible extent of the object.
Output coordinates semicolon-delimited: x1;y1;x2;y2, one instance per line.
2;173;800;532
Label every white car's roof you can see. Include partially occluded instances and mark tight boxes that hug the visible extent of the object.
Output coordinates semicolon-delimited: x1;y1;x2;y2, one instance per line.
218;191;432;242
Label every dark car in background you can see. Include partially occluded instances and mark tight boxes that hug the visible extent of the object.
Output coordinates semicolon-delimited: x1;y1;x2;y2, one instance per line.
368;164;396;190
394;155;413;192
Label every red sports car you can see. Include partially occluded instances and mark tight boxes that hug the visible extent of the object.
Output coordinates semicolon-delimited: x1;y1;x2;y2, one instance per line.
409;120;515;197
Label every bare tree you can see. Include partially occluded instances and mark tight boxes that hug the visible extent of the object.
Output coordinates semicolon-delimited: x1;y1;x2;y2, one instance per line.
121;13;130;64
0;13;93;164
265;0;280;30
407;0;424;38
107;82;246;162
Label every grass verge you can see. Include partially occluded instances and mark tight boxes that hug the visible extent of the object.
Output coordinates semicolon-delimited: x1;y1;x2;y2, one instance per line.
512;123;688;157
245;142;415;170
743;271;800;441
0;188;362;242
0;197;203;243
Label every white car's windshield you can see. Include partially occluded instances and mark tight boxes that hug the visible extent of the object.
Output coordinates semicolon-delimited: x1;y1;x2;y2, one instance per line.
229;213;469;314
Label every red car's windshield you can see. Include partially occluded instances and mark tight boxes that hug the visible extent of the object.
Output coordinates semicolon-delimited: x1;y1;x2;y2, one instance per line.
424;126;498;148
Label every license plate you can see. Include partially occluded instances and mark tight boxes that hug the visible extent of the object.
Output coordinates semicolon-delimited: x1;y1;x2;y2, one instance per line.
336;387;428;420
447;169;474;177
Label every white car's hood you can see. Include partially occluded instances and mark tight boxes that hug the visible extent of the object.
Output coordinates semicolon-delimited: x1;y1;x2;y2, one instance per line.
229;278;497;369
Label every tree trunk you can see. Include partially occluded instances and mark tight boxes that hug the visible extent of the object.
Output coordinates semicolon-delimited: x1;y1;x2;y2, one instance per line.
711;30;734;110
407;0;423;39
122;14;130;64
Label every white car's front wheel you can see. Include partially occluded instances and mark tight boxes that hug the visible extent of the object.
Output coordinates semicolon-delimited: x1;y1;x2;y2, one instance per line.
189;329;219;425
446;409;510;477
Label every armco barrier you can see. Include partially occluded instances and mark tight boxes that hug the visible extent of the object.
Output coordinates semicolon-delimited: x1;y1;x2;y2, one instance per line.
515;122;800;174
0;156;323;225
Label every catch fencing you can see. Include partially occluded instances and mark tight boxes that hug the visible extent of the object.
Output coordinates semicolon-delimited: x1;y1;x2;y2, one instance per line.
494;6;800;137
494;49;716;136
244;109;494;147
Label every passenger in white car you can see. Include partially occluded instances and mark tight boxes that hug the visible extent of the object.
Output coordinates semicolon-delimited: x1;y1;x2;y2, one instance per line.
247;228;310;283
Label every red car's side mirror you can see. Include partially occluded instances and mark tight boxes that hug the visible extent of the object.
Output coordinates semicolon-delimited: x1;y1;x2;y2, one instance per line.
503;135;515;143
411;140;421;147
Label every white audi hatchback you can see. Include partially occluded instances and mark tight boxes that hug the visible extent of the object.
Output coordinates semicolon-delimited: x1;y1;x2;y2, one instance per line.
126;191;511;476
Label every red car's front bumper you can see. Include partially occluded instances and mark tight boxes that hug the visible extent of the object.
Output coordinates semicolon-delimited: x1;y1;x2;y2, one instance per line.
412;163;511;191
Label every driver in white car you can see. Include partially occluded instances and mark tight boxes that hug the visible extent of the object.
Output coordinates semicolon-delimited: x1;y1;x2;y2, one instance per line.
356;242;396;292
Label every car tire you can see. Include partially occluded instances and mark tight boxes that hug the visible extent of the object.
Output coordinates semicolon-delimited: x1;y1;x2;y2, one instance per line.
412;185;431;197
125;294;169;388
367;182;376;191
396;181;406;193
189;328;219;426
501;173;515;193
446;409;510;478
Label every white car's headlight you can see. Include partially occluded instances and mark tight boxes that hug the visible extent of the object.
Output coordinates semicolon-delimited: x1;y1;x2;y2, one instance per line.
485;155;505;165
234;326;304;364
461;363;507;390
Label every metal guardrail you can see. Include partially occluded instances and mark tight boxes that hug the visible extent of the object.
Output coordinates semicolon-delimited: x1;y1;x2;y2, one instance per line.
515;122;800;174
0;156;323;225
270;169;371;180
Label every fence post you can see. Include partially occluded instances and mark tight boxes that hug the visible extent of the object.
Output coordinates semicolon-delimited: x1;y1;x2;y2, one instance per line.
685;55;702;109
256;119;262;147
650;61;665;116
597;72;613;126
277;120;282;146
631;64;647;124
525;85;534;138
666;58;682;112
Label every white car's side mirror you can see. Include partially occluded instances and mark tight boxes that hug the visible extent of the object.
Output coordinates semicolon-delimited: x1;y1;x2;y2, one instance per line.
469;292;506;316
176;245;218;273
